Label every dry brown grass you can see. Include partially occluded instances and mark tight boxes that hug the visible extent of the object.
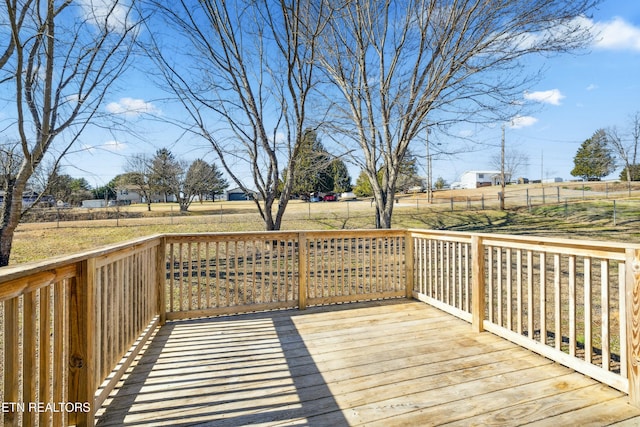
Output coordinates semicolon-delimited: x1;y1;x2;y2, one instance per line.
9;181;640;265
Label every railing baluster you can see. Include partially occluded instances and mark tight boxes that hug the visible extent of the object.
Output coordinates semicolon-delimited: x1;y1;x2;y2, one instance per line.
497;248;503;327
298;233;308;309
53;280;67;427
516;249;522;335
23;290;37;426
584;257;592;363
40;285;52;427
554;254;561;350
527;250;534;339
602;259;610;371
569;255;576;357
465;243;470;312
507;248;512;331
539;252;546;346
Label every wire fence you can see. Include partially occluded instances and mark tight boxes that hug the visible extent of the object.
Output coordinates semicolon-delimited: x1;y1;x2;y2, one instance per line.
16;182;640;230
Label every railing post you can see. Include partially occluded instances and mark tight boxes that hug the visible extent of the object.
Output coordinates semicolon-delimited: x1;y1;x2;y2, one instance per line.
158;236;167;325
405;231;414;299
471;235;485;333
626;248;640;407
68;259;96;426
298;232;307;310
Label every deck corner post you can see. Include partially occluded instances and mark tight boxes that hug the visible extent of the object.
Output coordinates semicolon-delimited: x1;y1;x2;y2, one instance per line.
298;232;308;310
158;236;167;326
471;235;486;333
405;231;415;300
625;248;640;407
68;258;96;427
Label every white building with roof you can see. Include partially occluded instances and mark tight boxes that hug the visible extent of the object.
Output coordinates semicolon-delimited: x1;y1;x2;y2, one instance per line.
459;170;511;189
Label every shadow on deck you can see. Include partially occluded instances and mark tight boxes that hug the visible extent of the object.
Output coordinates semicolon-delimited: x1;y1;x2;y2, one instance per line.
96;300;640;426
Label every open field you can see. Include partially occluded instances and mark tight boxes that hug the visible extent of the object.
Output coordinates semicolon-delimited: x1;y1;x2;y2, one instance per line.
8;181;640;265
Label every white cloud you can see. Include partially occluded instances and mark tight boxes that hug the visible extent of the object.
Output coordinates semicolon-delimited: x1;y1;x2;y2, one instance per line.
106;97;159;117
77;0;134;33
586;84;598;91
103;140;127;151
77;140;126;153
509;116;538;129
524;89;565;106
591;16;640;51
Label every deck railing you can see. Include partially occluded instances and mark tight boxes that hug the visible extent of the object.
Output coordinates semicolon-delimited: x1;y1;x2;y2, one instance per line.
0;235;162;426
409;229;640;403
163;230;407;320
1;229;638;426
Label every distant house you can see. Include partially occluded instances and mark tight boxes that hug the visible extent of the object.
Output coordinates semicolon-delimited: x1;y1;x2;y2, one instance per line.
459;171;511;189
226;187;259;201
0;191;55;207
542;177;563;183
116;185;143;204
115;185;177;204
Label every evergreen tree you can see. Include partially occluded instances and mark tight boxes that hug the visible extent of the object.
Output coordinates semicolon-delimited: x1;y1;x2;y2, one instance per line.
571;130;615;181
291;130;333;196
396;153;422;192
330;159;352;193
150;148;181;202
354;170;374;197
184;159;229;203
92;185;116;201
184;159;213;206
209;163;229;201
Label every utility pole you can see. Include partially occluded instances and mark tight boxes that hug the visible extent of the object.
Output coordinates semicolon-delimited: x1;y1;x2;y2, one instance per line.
500;125;505;211
426;124;432;203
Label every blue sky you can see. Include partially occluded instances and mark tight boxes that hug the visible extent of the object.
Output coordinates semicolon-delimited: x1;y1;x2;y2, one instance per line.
435;0;640;184
62;0;640;188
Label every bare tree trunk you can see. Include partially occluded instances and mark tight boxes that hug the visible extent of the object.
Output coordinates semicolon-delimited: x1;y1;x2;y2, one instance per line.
0;181;25;266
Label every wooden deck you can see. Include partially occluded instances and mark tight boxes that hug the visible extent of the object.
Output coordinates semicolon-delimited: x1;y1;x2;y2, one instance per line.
95;300;640;426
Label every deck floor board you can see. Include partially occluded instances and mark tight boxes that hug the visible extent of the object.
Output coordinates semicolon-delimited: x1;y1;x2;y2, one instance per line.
95;300;640;426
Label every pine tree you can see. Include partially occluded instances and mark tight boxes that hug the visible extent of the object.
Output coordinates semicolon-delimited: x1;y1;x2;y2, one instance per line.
571;130;615;181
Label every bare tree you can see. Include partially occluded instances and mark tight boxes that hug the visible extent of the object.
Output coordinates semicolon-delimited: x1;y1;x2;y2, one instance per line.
120;154;155;211
607;112;640;192
490;147;530;183
318;0;598;228
145;0;331;230
0;0;141;266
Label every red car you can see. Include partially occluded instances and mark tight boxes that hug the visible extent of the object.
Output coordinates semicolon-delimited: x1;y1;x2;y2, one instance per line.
323;194;337;202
